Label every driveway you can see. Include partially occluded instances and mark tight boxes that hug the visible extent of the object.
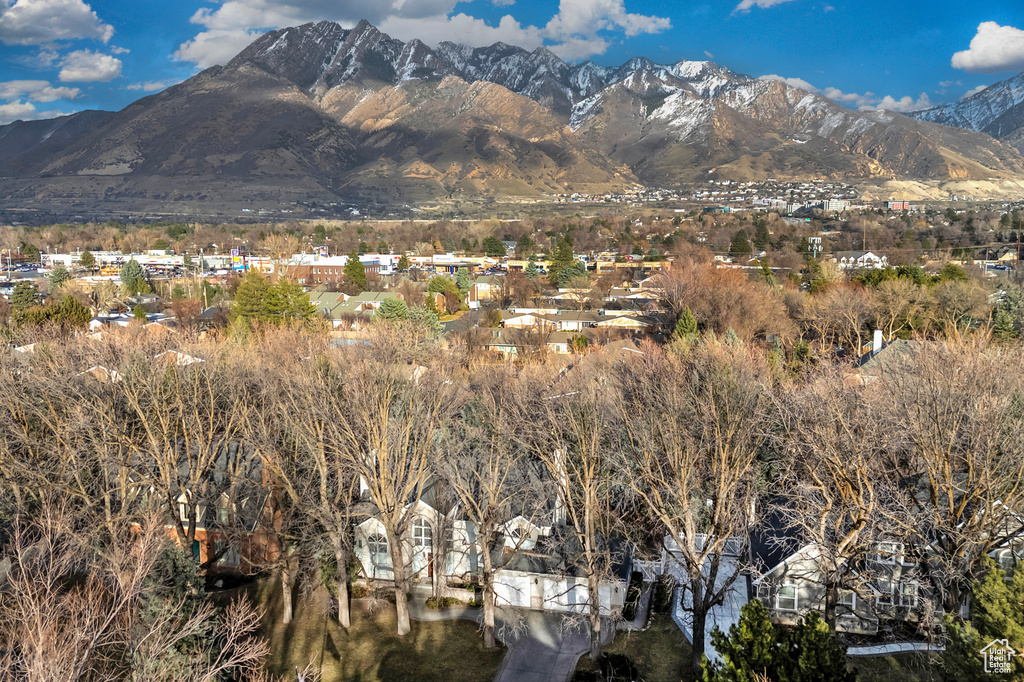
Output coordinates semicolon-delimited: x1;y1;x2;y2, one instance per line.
407;599;614;682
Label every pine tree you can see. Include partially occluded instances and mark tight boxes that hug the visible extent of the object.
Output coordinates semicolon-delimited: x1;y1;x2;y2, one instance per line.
673;307;698;341
753;220;771;251
525;260;539;281
397;254;411;271
456;267;471;295
548;237;575;286
343;251;367;291
481;236;506;257
119;259;151;294
276;279;317;322
729;230;753;259
51;295;92;330
233;270;271;322
375;297;409;321
49;265;70;289
79;250;95;269
132;305;148;323
993;309;1017;341
703;600;777;682
703;601;855;682
557;260;588;289
408;306;442;336
10;281;38;312
943;558;1024;681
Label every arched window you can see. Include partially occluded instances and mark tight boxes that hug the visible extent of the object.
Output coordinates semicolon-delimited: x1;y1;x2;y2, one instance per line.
412;518;432;548
368;534;388;567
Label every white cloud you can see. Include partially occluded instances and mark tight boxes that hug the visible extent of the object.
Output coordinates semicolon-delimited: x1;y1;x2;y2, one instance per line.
173;28;263;69
0;0;113;46
962;84;988;100
759;74;931;112
759;74;815;91
541;0;670;41
734;0;798;13
58;49;122;82
126;79;181;92
952;22;1024;74
0;100;38;123
0;80;80;101
492;0;515;6
869;93;932;112
175;0;670;67
704;50;714;59
939;80;961;88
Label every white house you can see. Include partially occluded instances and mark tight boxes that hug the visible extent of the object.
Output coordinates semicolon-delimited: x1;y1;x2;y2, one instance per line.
833;251;888;270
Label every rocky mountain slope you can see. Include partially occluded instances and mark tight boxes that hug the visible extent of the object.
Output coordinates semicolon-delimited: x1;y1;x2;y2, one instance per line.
2;19;1023;215
910;72;1024;152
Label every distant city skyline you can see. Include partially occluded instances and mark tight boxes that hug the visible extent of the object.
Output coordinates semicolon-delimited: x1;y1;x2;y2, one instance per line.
1;0;1023;124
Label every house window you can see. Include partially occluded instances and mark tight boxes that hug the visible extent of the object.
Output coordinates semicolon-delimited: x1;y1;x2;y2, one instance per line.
776;584;798;611
877;579;894;606
871;542;903;565
413;518;432;548
838;589;856;610
900;581;918;607
368;534;389;568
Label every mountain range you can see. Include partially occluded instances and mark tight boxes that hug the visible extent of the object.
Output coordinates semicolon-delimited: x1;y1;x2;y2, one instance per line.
909;72;1024;154
2;19;1024;216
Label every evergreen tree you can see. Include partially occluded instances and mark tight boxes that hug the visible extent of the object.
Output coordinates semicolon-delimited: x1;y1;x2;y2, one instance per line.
275;279;317;322
233;270;271;322
548;237;575;285
753;221;771;250
556;260;587;289
343;251;367;291
132;305;148;323
21;243;39;262
481;236;506;257
729;230;753;259
171;284;186;300
525;260;539;281
375;297;410;322
120;259;151;295
703;600;777;682
10;281;38;313
993;309;1016;341
703;601;855;682
49;265;70;289
673;306;699;341
409;306;442;336
397;254;411;271
51;295;92;330
456;267;472;295
516;234;535;256
79;250;95;269
943;558;1024;681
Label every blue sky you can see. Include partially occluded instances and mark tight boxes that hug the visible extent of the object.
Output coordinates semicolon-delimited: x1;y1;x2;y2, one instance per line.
2;0;1024;123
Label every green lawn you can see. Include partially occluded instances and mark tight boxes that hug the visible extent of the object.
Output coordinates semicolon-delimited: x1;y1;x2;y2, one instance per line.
576;614;697;682
246;579;504;682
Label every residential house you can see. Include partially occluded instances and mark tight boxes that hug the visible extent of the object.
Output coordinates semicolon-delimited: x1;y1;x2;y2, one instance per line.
352;482;633;617
833;251;888;270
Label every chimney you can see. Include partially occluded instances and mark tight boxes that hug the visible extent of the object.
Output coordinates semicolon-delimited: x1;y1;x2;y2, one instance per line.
873;329;883;355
